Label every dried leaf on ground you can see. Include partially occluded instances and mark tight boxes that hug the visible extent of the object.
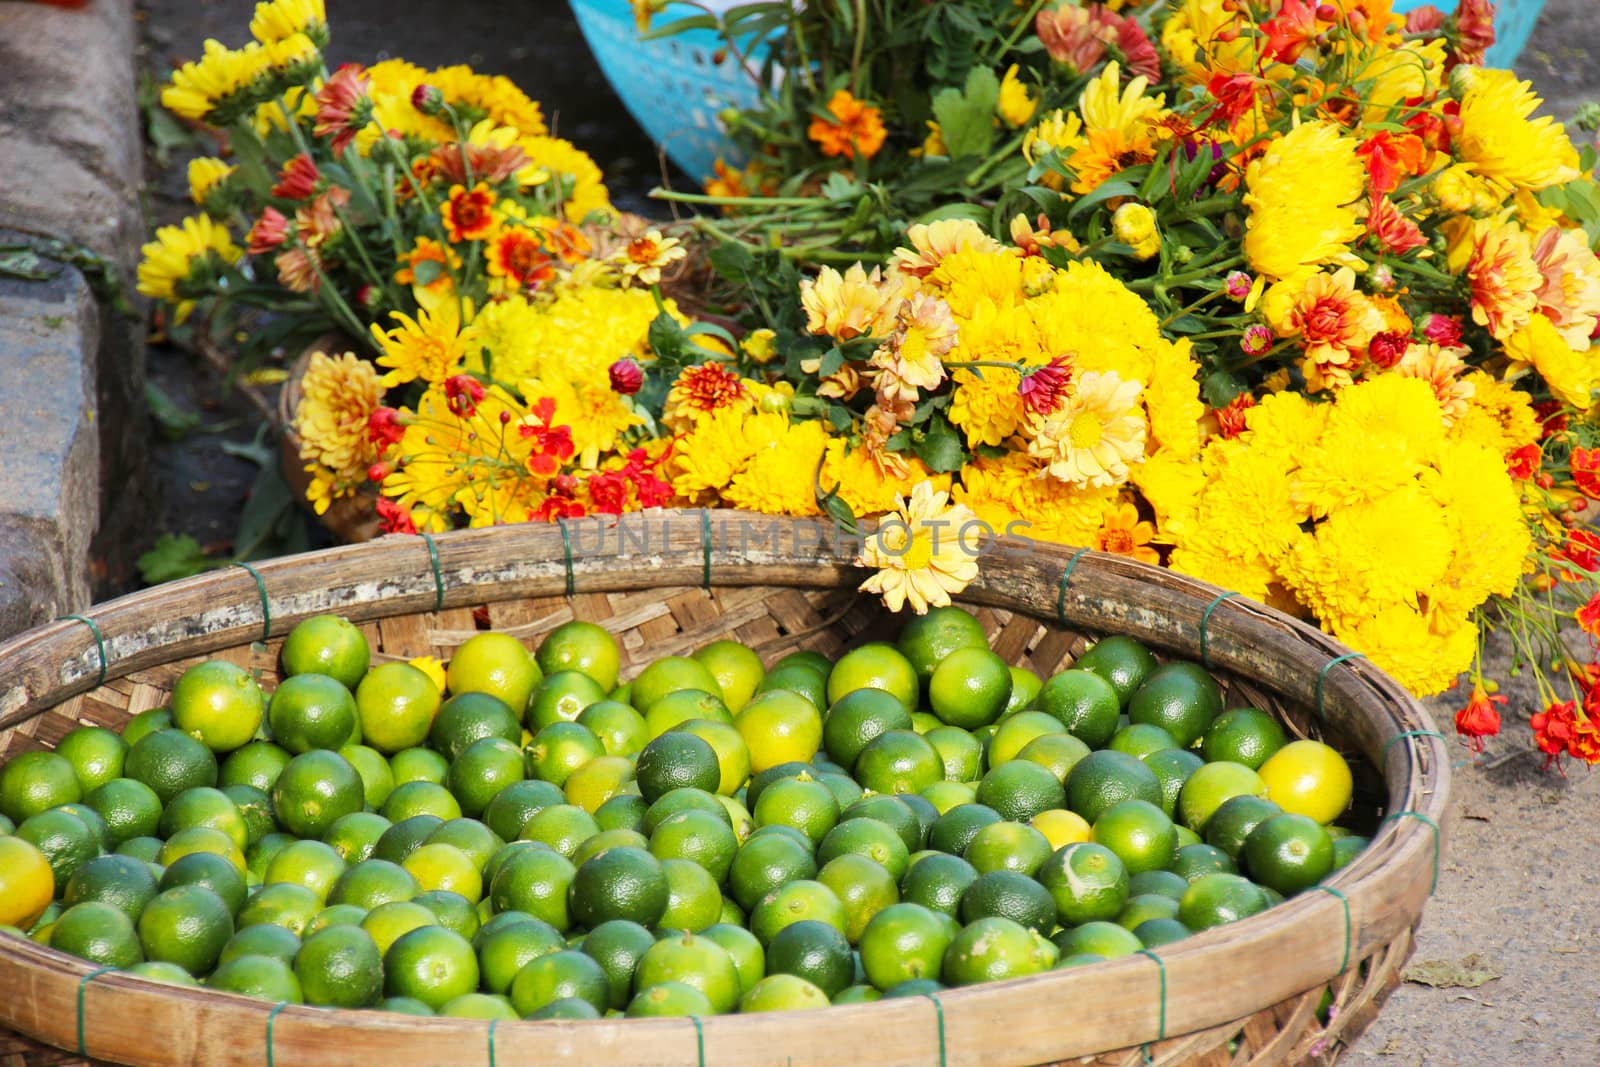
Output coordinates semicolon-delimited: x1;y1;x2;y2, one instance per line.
1401;953;1503;988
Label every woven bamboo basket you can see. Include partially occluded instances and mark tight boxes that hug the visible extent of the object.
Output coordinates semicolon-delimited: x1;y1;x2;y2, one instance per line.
0;511;1448;1067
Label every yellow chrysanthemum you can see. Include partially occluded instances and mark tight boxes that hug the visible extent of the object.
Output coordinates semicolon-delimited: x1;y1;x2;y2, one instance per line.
1503;312;1600;411
1330;605;1478;697
1064;63;1170;195
1160;0;1254;82
369;302;471;388
1454;69;1580;191
801;263;904;342
365;58;454;144
186;158;235;208
467;285;667;387
522;375;645;468
857;482;981;614
822;440;947;519
1292;376;1446;520
1242;120;1365;281
250;0;325;45
1422;441;1532;621
521;135;611;223
1027;370;1147;488
1359;39;1446;123
429;64;547;135
997;65;1037;128
293;351;384;481
1190;440;1304;570
927;248;1028;320
1447;372;1539;456
671;408;786;499
949;366;1026;448
162;39;272;122
1168;527;1282;606
1021;108;1085;191
724;419;830;516
136;214;242;324
1130;447;1205;539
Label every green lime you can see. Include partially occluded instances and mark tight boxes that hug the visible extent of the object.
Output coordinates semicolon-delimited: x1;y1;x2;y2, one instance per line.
281;615;370;689
329;858;420;911
170;660;265;753
125;730;217;805
643;788;729;836
593;793;650;834
840;794;924;854
627;981;713;1017
482;779;565;842
927;648;1012;730
630;656;723;714
700;921;765;996
83;778;162;846
1128;869;1190;900
476;913;565;995
219;741;292;794
1116;892;1182;931
900;853;977;918
959;869;1055;934
440;992;520;1019
322;810;392;865
244;832;295;881
51;901;144;966
1204;794;1284;860
920;780;977;814
1072;635;1158;707
691;639;765;714
816;853;898;944
267;673;358;754
1091;799;1178;875
137;884;233;974
446;633;540;721
974;760;1065;823
355;663;441;754
359;900;437;955
15;809;98;888
218;922;302;968
1170;842;1239;883
381;780;463;823
237;883;322;938
412;888;480;940
753;665;828;714
853;730;942;797
650;810;739;883
296;924;383;1007
1133;917;1191;948
818;818;910;882
1178;872;1270;930
733;690;823;774
1202;707;1289;770
658;856;723;932
55;727;128;794
896;606;989;684
941;916;1056;985
1332;835;1368;871
827;643;918;710
400;843;482;903
160;786;247;852
221;784;278;847
389;746;449;786
1014;733;1091;784
924;726;983;783
537;621;621;693
518;803;598;859
1036;669;1121;749
728;831;818;913
961;819;1053;877
63;853;159;923
739;973;830;1011
208;953;304;1003
1065;749;1163;825
764;919;852;998
161;851;248;915
1177;761;1268;834
265;838;348;902
1128;662;1224;748
927;803;1002;857
1107;723;1180;761
633;931;742;1013
1144;747;1204;820
489;846;575;931
376;995;433;1015
750;879;847;947
1052;919;1141;959
121;708;173;748
985;711;1066;767
372;814;445;865
563;754;635;813
635;732;721;803
384;924;479;1010
1037;842;1129;925
858;902;951;991
529;670;610;731
822;688;914;772
577;701;650;759
569;846;669;929
429;691;521;763
1242;812;1335;895
580;918;657;1008
272;750;364;839
447;736;525;818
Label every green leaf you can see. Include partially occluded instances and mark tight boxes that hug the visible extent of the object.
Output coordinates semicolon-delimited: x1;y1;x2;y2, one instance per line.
145;381;204;442
638;13;721;40
1201;370;1245;408
708;241;758;282
411;259;444;287
826;404;855;433
912;416;966;473
137;534;220;585
931;66;1001;159
819;346;846;378
1068;176;1143;221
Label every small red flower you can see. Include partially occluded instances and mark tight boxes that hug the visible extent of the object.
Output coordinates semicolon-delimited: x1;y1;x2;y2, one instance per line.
1241;324;1274;356
1554;527;1600;581
1207;74;1261;130
1570;447;1600;498
367;461;392;483
1530;700;1576;770
1358;132;1428;196
442;183;496;243
247;206;290;255
411;83;445;116
1213;394;1256;439
487;228;555;291
608;358;644;396
533;490;588;521
1506;443;1541;479
376;497;417;535
1404;5;1445;34
1454;685;1504;753
1367;195;1427;255
314;63;370;155
444;374;486;417
1419;314;1464;347
271;153;321;200
1452;0;1497;66
368;407;405;448
1018;357;1072;416
1578;592;1600;641
1367;330;1410;370
519;397;575;476
1225;271;1254;301
1260;0;1325;63
1532;400;1568;440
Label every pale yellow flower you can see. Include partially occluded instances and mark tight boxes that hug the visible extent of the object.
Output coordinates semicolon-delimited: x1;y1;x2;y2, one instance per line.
857;482;982;614
1026;370;1148;488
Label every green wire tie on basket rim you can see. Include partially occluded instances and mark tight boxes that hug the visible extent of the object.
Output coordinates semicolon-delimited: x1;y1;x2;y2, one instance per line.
487;1017;499;1067
691;1013;706;1067
921;991;947;1067
558;517;576;597
1197;591;1239;669
1314;651;1367;719
1056;547;1091;626
265;1001;291;1067
234;561;272;642
419;531;445;613
700;508;713;591
1382;729;1446;773
75;965;115;1056
1308;885;1354;975
1136;948;1168;1042
56;614;108;688
1381;810;1442;894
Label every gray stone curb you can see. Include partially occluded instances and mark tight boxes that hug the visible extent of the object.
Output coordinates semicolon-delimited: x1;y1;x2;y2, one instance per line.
0;0;148;638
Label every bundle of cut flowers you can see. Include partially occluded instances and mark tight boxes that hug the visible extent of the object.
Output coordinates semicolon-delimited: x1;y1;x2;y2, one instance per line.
138;0;698;527
634;0;1600;768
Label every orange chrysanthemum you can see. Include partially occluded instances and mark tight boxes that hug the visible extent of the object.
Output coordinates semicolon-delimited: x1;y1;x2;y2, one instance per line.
441;182;497;243
1466;221;1542;341
1093;502;1160;565
1278;268;1384;392
663;363;747;432
808;89;887;161
486;227;555;291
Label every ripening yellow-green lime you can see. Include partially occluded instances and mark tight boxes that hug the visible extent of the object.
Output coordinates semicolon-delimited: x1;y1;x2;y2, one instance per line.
536;621;621;693
356;664;442;754
445;633;540;721
1256;740;1353;825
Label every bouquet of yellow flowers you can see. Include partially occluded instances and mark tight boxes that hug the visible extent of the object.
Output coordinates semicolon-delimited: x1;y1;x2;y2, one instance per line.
138;0;701;529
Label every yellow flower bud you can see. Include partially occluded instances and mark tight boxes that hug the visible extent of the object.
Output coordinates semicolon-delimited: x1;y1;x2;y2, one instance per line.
741;327;778;365
1112;203;1158;249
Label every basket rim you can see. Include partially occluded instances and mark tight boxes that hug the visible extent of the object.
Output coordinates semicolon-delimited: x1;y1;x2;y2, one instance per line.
0;510;1450;1067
